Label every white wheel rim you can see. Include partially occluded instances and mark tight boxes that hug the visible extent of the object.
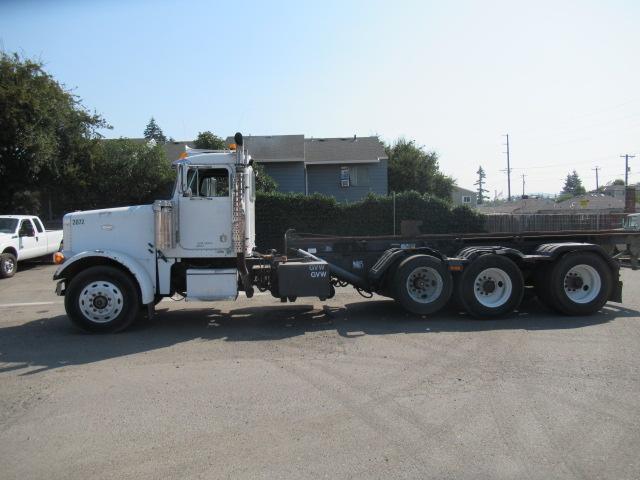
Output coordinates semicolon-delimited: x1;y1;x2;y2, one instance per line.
78;280;124;323
473;268;513;308
406;266;444;304
564;264;601;304
3;258;15;274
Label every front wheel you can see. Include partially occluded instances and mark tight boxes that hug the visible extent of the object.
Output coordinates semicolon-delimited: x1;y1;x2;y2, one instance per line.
0;253;17;278
65;266;140;333
393;255;453;315
457;254;524;318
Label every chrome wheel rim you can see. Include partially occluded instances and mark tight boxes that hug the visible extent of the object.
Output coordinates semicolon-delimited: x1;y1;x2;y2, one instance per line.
406;267;444;304
78;280;123;323
564;264;601;304
473;268;513;308
3;257;15;274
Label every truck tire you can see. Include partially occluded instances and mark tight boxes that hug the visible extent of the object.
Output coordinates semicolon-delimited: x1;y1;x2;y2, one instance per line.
64;266;140;333
546;252;612;316
0;252;17;278
457;254;524;318
393;254;453;315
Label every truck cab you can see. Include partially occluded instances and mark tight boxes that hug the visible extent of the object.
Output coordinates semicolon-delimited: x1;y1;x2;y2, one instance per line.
622;213;640;231
53;143;258;331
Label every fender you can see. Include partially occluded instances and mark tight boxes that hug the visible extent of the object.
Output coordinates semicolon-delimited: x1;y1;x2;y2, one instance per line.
369;247;445;284
54;250;155;304
535;242;620;271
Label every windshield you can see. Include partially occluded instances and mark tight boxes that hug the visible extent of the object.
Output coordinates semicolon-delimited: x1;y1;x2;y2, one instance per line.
0;218;19;234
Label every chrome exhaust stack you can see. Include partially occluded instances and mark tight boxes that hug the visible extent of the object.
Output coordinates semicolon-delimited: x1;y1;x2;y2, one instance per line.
232;132;253;297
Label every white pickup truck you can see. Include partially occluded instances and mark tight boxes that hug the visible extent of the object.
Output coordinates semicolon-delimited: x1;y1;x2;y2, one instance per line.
0;215;64;278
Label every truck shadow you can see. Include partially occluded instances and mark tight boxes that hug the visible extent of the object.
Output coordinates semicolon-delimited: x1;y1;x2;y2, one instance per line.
0;299;637;375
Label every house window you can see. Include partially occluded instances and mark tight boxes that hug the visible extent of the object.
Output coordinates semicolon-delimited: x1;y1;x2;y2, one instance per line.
341;165;369;187
351;166;370;187
340;166;350;187
462;195;471;204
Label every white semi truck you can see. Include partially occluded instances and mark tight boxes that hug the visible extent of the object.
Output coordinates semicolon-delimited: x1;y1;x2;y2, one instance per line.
53;133;639;332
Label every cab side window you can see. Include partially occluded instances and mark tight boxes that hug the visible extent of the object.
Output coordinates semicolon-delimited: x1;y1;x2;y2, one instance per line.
19;220;35;237
34;218;45;233
186;168;230;197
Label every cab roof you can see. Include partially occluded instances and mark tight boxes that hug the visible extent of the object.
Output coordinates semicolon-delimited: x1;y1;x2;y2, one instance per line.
171;150;251;167
0;215;37;220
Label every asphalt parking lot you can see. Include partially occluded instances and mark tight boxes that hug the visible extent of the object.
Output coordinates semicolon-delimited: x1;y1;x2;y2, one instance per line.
1;263;639;479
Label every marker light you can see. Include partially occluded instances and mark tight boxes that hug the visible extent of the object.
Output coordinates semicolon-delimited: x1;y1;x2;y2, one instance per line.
228;143;236;150
53;252;65;265
178;152;188;159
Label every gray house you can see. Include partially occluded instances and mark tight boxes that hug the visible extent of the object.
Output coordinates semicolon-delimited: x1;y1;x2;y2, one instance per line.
451;186;477;207
228;134;388;202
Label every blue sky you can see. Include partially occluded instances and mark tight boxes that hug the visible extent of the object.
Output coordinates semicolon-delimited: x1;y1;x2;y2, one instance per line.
1;0;639;196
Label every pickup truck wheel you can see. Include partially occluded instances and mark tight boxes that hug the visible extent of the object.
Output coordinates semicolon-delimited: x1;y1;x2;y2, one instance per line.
65;266;140;333
393;255;452;315
0;253;17;278
458;254;524;318
547;252;612;316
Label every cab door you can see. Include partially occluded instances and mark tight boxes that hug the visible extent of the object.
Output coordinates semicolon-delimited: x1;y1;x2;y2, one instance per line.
17;219;42;259
178;166;233;252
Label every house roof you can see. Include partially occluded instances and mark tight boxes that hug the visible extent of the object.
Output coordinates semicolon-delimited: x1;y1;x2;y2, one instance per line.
452;185;475;195
551;193;625;211
107;138;193;162
476;197;557;214
225;135;305;162
304;136;387;164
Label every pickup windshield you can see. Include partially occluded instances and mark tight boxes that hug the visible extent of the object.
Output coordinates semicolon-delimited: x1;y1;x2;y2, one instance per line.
0;218;19;234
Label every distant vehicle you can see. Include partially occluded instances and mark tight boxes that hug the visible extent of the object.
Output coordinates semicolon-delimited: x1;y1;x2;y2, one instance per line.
622;213;640;231
0;215;64;278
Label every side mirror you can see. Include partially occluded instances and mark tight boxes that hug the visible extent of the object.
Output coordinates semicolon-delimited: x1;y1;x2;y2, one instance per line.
184;188;193;198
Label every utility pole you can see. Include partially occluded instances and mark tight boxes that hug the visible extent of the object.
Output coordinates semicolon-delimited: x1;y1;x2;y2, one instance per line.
521;174;526;197
592;166;600;190
621;154;635;186
502;134;512;201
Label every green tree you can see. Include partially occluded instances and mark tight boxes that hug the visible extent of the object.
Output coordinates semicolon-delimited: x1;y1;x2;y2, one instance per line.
561;170;586;197
474;166;489;204
0;52;108;213
193;131;226;150
612;179;625;186
143;117;167;144
386;139;454;200
80;139;175;209
254;162;278;193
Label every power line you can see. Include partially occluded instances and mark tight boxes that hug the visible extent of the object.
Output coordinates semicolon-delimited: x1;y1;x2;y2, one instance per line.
621;154;636;186
592;166;600;190
501;134;512;202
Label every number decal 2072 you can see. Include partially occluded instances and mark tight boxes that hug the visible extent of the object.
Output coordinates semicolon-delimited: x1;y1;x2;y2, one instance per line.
72;219;85;225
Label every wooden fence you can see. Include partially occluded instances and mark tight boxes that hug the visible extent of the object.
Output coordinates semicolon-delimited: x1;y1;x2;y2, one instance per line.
484;213;627;233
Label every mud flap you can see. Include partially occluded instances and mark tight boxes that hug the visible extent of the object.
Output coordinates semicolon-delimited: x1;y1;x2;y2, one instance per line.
610;280;623;303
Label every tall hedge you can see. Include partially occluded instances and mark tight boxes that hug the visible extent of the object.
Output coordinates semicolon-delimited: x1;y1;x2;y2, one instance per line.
255;191;485;250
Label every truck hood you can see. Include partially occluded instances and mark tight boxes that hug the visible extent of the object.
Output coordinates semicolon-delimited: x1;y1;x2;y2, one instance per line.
0;232;13;244
64;205;155;261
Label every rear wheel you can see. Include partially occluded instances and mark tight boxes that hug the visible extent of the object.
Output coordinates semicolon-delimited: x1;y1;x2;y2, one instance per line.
0;253;17;278
457;254;524;318
65;266;140;333
546;252;612;315
393;255;453;315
